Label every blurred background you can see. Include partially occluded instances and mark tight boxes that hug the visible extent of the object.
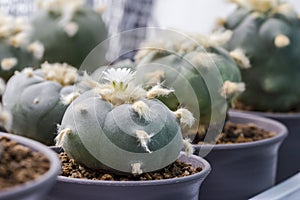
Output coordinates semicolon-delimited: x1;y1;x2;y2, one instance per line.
153;0;300;33
1;0;299;60
1;0;300;32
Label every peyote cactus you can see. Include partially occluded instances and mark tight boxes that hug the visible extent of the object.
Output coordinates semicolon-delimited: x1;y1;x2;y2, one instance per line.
56;68;195;174
219;0;300;112
135;32;245;140
0;79;12;132
2;62;88;145
31;0;108;68
0;12;43;81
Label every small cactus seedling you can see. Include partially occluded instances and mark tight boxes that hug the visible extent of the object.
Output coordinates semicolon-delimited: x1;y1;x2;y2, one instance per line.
219;0;300;112
135;32;245;139
31;0;108;68
2;62;88;145
56;68;195;174
0;12;43;81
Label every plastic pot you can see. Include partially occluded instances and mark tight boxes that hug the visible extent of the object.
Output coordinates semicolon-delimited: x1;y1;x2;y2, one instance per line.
46;149;211;200
0;132;60;200
196;111;287;200
235;110;300;183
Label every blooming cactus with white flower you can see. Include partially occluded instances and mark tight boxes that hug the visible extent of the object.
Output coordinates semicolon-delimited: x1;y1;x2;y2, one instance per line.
135;32;244;139
56;68;194;174
218;0;300;112
0;12;43;81
31;0;108;68
2;62;89;145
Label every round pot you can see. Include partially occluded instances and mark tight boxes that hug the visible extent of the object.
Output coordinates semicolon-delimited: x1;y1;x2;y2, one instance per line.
0;132;60;200
196;111;287;200
46;149;211;200
233;109;300;183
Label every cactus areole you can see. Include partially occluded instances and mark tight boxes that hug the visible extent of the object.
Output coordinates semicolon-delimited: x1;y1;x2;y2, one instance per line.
3;62;85;145
222;0;300;112
0;12;43;81
56;68;195;175
135;32;244;134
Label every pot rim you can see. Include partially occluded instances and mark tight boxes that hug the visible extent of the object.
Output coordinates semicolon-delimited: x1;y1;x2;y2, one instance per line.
194;110;288;150
231;109;300;120
54;151;211;186
0;132;60;198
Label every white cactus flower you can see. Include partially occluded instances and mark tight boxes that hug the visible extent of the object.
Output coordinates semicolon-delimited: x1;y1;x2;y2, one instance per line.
103;68;136;90
94;68;148;105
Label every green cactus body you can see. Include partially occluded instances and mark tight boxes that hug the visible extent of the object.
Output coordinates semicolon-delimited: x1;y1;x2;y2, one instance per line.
2;62;87;145
31;0;108;68
0;78;12;132
56;68;194;174
222;0;300;112
0;13;41;81
135;34;243;131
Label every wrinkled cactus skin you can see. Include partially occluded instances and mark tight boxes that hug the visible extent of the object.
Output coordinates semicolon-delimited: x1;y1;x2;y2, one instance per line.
2;67;86;145
31;7;108;68
136;44;242;127
58;90;183;173
223;2;300;112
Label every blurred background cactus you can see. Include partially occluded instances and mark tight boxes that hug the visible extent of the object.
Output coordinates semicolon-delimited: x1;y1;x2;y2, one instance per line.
56;67;194;174
2;62;89;145
0;12;42;81
219;0;300;112
30;0;108;68
135;31;245;142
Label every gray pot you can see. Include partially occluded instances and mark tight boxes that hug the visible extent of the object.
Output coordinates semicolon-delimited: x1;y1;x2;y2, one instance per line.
196;111;287;200
0;132;60;200
232;110;300;183
46;149;211;200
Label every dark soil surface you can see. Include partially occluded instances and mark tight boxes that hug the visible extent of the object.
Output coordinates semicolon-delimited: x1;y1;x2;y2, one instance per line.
196;122;276;144
0;136;50;190
59;152;202;181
